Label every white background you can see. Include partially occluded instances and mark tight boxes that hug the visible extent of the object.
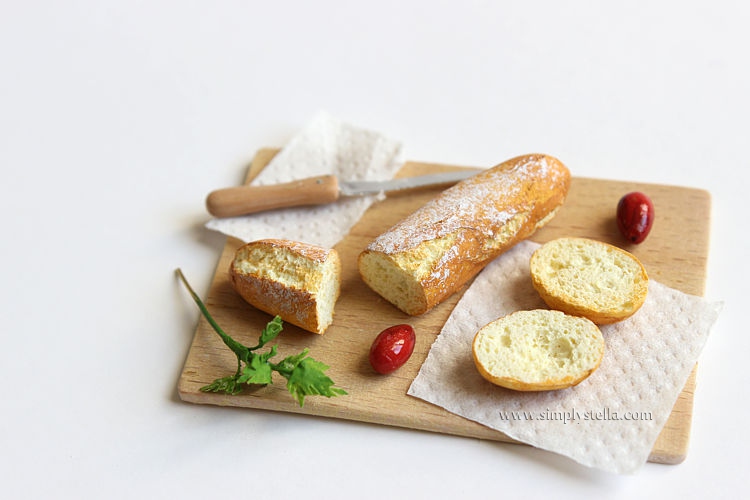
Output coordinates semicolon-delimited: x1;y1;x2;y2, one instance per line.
1;1;747;498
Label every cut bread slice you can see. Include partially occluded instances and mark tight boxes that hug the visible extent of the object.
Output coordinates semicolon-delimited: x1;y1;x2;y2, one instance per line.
229;239;341;334
530;237;648;324
472;309;604;391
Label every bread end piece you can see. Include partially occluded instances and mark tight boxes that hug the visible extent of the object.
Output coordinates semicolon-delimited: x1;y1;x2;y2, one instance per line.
530;237;648;324
229;239;341;334
472;309;604;391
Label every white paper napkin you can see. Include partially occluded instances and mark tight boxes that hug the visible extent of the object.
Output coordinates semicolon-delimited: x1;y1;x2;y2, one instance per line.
408;240;722;474
206;112;404;248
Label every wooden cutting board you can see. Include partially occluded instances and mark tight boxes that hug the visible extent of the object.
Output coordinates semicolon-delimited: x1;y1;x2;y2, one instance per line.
178;148;710;465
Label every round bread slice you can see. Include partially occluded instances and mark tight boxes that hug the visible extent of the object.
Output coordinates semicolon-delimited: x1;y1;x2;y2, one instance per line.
530;237;648;324
472;309;604;391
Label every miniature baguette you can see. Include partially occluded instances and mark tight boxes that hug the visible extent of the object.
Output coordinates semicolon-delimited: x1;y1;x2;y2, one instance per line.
229;239;341;334
358;154;571;315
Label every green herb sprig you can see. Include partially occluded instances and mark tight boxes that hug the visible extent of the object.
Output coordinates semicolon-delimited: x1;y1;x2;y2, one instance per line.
176;269;346;406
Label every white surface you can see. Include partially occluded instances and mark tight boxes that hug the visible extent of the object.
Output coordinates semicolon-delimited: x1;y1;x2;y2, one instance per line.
1;1;747;498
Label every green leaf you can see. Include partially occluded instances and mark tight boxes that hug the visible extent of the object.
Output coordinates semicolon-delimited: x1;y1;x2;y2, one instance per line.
250;316;284;351
279;355;347;407
272;348;309;377
237;346;277;385
200;375;242;395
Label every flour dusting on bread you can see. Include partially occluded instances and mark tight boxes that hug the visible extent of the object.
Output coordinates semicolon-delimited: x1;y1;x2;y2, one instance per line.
359;154;571;315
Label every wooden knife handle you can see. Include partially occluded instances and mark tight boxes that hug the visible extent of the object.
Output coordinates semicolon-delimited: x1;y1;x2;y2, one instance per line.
205;175;340;217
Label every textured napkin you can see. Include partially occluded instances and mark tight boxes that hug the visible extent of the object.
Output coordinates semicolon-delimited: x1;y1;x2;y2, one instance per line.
408;240;722;474
206;112;404;248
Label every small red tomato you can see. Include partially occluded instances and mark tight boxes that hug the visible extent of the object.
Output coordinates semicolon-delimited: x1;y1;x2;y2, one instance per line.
617;191;654;244
369;324;416;374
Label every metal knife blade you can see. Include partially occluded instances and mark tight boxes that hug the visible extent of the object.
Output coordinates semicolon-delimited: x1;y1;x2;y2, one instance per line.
337;169;484;196
206;168;484;218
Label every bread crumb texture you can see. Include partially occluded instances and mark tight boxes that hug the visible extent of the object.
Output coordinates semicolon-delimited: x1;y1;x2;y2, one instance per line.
530;237;648;324
472;309;604;391
230;239;341;334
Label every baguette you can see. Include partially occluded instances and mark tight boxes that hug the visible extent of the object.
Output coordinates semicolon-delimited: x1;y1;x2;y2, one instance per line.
472;309;604;391
529;237;648;324
229;239;341;334
358;154;570;315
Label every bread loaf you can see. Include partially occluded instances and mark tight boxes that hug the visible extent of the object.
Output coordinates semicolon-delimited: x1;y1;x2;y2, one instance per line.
229;239;341;334
472;309;604;391
530;237;648;324
358;154;570;315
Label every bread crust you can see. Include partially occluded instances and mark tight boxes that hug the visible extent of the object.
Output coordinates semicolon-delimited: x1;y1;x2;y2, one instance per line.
229;239;341;334
358;154;570;315
245;238;333;262
472;357;602;392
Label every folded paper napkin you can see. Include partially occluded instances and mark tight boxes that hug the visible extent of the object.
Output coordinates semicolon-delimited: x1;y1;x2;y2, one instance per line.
408;240;722;474
206;112;404;248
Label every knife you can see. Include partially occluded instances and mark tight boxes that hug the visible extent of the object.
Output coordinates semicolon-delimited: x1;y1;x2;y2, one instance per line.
205;169;484;217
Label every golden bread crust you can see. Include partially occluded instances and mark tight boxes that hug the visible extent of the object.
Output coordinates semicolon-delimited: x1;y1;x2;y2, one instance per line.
251;238;333;262
230;272;321;332
229;239;341;334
